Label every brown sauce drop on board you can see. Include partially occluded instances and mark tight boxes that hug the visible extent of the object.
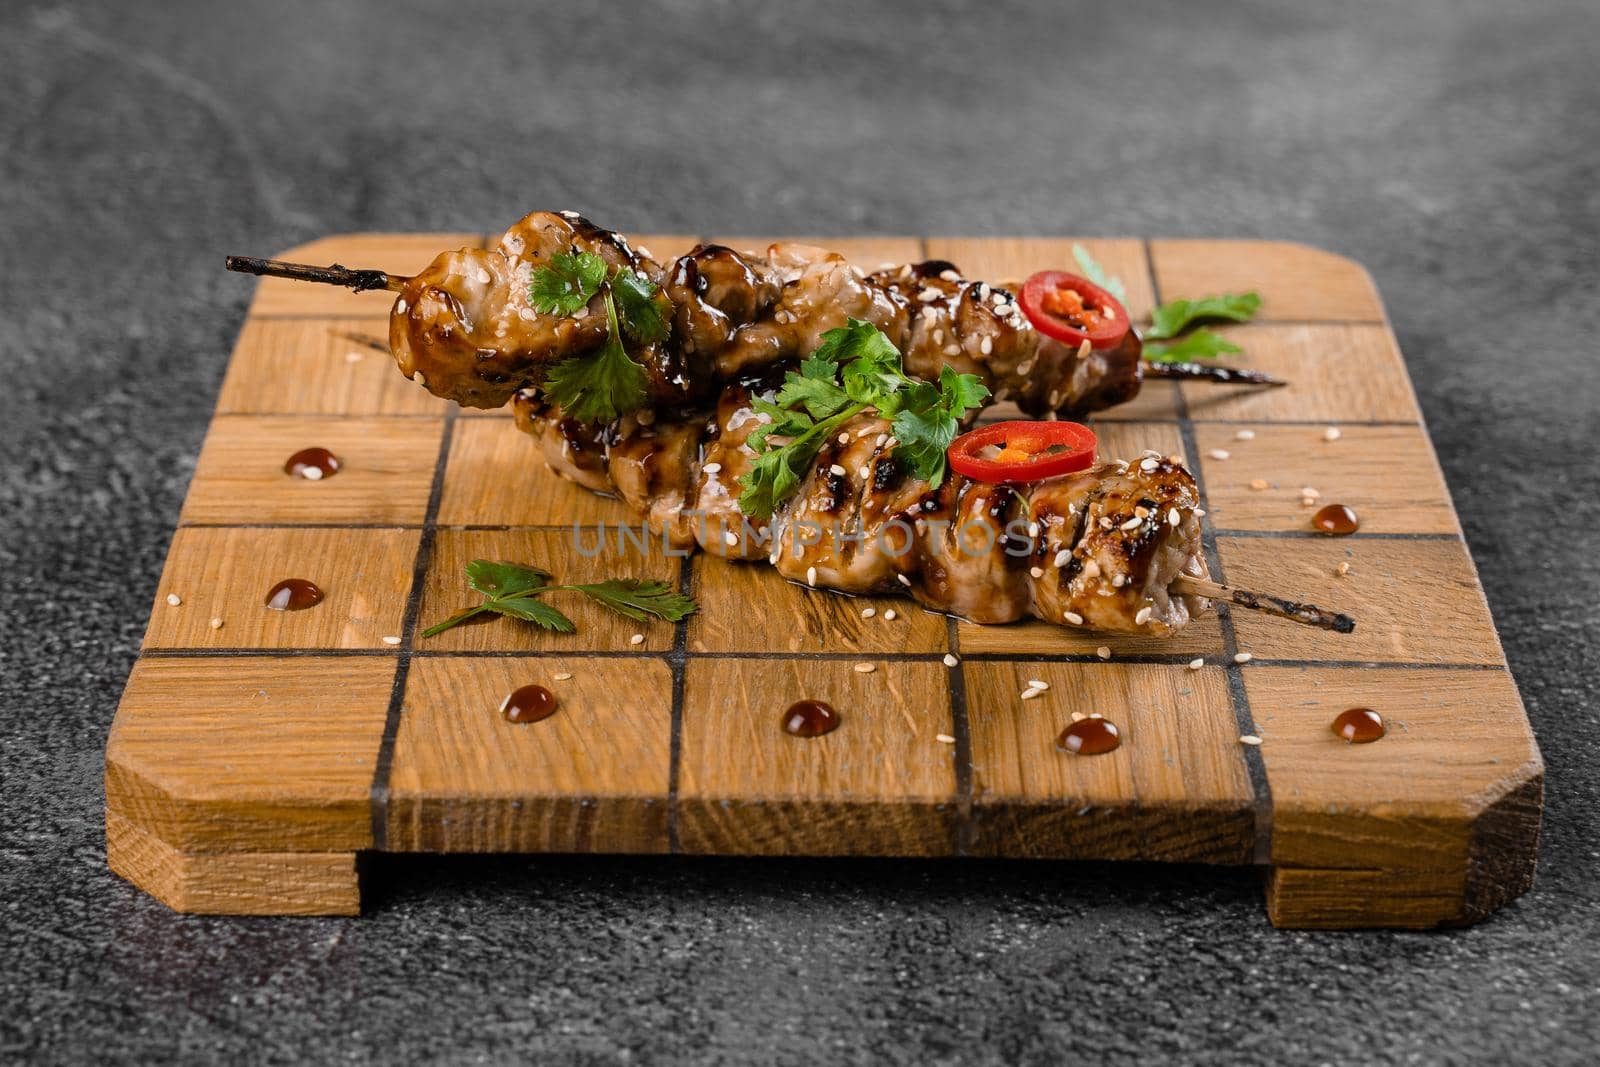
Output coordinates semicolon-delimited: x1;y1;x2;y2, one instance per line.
501;684;558;724
1312;504;1360;535
284;447;341;480
1057;717;1121;755
782;699;840;738
264;578;324;611
1332;707;1385;743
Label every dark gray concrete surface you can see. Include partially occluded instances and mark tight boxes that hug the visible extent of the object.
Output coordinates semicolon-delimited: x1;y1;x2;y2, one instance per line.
2;0;1597;1062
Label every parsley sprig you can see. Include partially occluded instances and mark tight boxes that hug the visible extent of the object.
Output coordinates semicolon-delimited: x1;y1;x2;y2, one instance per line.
529;251;672;423
1145;293;1261;340
422;559;697;638
737;319;989;519
1070;245;1261;364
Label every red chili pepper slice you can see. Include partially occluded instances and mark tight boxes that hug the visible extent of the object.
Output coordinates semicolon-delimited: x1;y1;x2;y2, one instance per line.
948;420;1099;484
1018;271;1131;350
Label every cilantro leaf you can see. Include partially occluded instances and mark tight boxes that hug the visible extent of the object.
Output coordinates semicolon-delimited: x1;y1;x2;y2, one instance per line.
566;579;698;622
610;266;671;345
773;361;852;419
1142;329;1244;363
809;318;901;369
1072;243;1127;302
529;251;606;316
892;366;990;487
466;560;551;599
1146;293;1261;340
542;290;648;423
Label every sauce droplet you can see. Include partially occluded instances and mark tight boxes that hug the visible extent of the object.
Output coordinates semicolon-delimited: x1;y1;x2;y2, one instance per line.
501;684;558;724
284;447;342;480
1057;717;1121;755
264;578;324;611
782;699;840;738
1331;707;1385;743
1312;503;1360;535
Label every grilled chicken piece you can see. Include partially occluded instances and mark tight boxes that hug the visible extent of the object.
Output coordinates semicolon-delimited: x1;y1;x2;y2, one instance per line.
512;379;1208;635
387;212;1143;419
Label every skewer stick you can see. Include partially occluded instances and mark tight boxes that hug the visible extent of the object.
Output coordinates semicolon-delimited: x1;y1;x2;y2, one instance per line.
225;256;405;293
1173;574;1355;633
1143;361;1287;387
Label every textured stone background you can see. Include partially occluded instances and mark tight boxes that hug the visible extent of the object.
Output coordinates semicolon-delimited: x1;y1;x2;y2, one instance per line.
2;1;1597;1063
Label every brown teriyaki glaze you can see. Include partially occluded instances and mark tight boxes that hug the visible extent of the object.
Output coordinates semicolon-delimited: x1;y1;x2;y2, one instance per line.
284;447;341;480
1057;717;1121;755
263;578;323;611
501;684;558;724
1331;707;1385;743
782;699;840;738
1312;504;1360;535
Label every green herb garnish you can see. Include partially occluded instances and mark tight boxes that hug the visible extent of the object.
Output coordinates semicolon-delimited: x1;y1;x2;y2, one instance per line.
529;251;607;316
1072;243;1127;302
1142;329;1244;364
609;266;672;345
543;287;649;423
736;319;989;519
422;560;697;638
1145;292;1261;340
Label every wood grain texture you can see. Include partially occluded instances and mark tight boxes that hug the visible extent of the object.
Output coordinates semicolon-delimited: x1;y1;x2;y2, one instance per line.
107;810;360;916
1217;537;1505;664
1191;423;1459;535
1149;239;1386;323
106;656;393;851
108;233;1541;926
963;663;1253;862
218;317;451;416
182;415;444;526
387;657;672;853
143;527;420;650
678;659;959;855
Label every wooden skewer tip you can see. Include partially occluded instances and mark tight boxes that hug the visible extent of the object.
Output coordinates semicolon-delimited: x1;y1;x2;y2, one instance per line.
1174;573;1355;633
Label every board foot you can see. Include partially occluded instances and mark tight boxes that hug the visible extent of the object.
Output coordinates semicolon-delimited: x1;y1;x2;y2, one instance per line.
107;809;361;916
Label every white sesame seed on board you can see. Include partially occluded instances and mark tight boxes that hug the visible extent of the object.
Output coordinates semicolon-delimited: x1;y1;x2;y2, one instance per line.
630;633;645;646
1336;561;1351;576
1188;658;1204;670
1027;679;1049;690
345;350;364;363
884;609;898;621
1323;427;1342;441
210;617;225;630
165;593;182;606
1234;652;1253;664
1209;449;1230;460
862;607;876;619
806;566;817;587
1054;549;1071;567
854;662;876;674
1096;646;1112;660
1071;711;1087;722
1301;486;1321;499
702;462;722;474
943;653;959;667
1020;688;1042;701
936;733;956;744
553;672;573;681
381;635;402;646
829;464;847;476
1135;606;1153;625
1239;734;1263;746
1249;479;1270;491
1235;429;1255;441
1064;611;1084;625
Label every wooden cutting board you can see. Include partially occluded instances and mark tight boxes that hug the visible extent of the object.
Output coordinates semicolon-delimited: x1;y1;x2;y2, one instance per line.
104;233;1541;927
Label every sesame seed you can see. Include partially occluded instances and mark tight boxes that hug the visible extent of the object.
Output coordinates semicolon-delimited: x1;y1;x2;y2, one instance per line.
1054;549;1071;567
1235;429;1256;441
1088;712;1104;719
553;672;573;681
1135;606;1153;625
165;593;182;606
1301;486;1321;499
415;371;427;389
210;617;224;630
1099;517;1113;529
939;269;960;282
572;307;588;320
1140;457;1159;471
806;566;817;587
862;607;877;619
944;344;960;357
977;283;991;299
1096;646;1112;660
1064;611;1084;625
918;289;940;302
1239;735;1263;746
1168;508;1181;526
1017;360;1034;375
1167;454;1183;465
875;434;888;447
883;609;897;621
854;662;876;674
979;336;993;355
1027;521;1040;537
1249;479;1270;491
1324;427;1342;441
858;465;870;479
637;246;654;259
1077;338;1092;360
724;531;738;546
1234;652;1253;664
1111;574;1126;587
630;633;645;645
837;432;850;444
1134;506;1150;519
943;653;959;667
936;733;956;744
381;635;402;646
1209;449;1230;460
1188;658;1204;670
703;462;722;474
1029;566;1044;579
897;574;912;587
1071;711;1086;722
475;268;492;285
1194;507;1206;517
1120;516;1143;531
931;329;944;344
1027;679;1049;690
1020;688;1042;701
829;464;847;476
1336;561;1351;576
345;350;364;363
